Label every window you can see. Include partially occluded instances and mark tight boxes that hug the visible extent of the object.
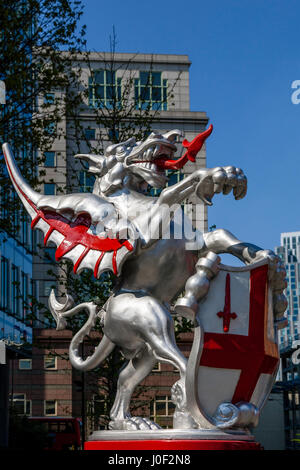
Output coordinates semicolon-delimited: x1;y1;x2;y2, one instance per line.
166;170;183;187
30;279;39;318
44;183;56;195
43;280;56;297
135;72;168;111
108;128;119;141
44;355;57;370
44;399;57;416
79;171;95;193
21;214;30;247
44;151;56;167
12;393;31;415
21;272;28;321
84;128;96;140
152;362;161;372
150;395;175;427
19;358;32;370
44;93;55;104
1;256;10;311
90;395;109;430
11;265;20;317
44;122;56;135
44;246;56;263
89;70;121;109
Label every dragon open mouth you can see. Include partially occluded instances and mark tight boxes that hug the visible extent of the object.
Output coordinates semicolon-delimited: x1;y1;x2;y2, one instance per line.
128;125;214;188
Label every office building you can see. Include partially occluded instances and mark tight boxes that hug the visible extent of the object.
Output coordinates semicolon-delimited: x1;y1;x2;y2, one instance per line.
275;231;300;347
0;101;34;448
12;53;210;436
33;52;210;325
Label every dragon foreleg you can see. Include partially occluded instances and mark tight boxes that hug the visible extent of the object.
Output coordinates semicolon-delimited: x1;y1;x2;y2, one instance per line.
48;291;115;371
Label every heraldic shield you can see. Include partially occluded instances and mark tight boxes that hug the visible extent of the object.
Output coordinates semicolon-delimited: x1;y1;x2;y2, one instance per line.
185;258;279;431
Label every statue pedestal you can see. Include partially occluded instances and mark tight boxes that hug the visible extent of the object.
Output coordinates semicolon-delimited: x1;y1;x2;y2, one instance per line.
84;429;262;451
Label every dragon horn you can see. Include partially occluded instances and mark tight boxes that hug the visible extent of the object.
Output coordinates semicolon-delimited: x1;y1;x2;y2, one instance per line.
2;143;41;219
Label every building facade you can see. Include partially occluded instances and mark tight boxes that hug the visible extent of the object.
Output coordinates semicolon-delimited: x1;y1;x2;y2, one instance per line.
33;52;210;325
275;231;300;347
0;93;34;447
11;53;210;440
274;231;300;449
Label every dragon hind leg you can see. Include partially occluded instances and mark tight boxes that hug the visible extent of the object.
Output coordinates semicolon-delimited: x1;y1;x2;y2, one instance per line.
109;345;160;430
106;292;196;429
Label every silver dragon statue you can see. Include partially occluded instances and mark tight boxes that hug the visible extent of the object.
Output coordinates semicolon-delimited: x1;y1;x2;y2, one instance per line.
2;125;287;436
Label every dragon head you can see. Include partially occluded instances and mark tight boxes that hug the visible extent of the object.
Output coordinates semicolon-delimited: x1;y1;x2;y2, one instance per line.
75;126;213;196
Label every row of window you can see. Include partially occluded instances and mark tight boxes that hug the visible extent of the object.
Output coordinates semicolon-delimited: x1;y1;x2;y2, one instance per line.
42;71;169;139
19;357;164;372
12;394;57;417
0;256;36;322
0;190;33;250
283;236;300;246
42;170;95;196
88;70;168;111
91;393;175;430
19;356;56;370
13;393;175;422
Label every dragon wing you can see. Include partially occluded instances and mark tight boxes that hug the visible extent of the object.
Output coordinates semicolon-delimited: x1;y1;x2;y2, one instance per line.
2;143;137;278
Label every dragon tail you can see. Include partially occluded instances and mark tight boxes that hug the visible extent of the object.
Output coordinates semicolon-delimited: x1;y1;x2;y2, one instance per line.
49;290;115;371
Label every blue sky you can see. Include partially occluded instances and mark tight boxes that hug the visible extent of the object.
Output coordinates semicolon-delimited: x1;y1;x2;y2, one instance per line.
81;0;300;258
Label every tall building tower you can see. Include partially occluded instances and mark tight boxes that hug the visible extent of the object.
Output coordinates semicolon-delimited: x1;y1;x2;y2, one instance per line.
275;231;300;347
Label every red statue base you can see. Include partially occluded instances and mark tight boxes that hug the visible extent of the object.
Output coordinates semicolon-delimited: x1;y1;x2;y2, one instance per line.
84;439;262;451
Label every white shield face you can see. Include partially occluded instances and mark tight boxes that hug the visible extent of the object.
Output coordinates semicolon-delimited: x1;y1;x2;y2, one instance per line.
195;261;278;417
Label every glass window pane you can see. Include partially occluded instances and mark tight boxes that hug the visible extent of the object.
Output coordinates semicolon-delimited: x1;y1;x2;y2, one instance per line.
45;122;55;135
94;71;104;84
152;102;162;111
140;86;150;101
19;359;32;370
12;265;20;317
13;394;26;414
152;88;162;101
1;257;9;310
95;86;104;100
140;72;150;85
25;400;31;415
14;394;25;400
106;86;114;100
151;72;161;86
44;356;56;369
106;71;115;84
44;152;55;167
44;93;55;104
44;280;56;297
45;400;57;416
117;84;121;101
156;402;167;415
84;128;95;140
44;183;56;195
14;401;25;414
44;247;56;263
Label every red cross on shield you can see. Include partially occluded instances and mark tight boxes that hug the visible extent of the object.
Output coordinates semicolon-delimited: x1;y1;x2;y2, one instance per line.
187;260;279;420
